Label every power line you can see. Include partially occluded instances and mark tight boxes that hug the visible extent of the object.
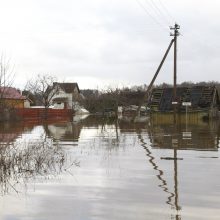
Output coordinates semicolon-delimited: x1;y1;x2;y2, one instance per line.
143;0;168;26
147;0;171;25
157;0;176;23
135;0;169;33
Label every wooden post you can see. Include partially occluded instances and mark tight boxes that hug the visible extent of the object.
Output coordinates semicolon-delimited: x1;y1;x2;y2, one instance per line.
134;39;174;120
170;23;180;124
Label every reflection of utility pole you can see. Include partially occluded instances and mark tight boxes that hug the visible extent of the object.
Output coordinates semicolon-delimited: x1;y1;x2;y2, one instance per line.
137;130;175;207
170;24;180;124
158;124;182;218
172;124;181;220
217;123;220;149
174;148;181;212
115;119;119;141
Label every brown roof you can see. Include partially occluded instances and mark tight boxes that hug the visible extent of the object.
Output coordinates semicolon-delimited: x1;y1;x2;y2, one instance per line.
0;87;25;100
53;82;80;94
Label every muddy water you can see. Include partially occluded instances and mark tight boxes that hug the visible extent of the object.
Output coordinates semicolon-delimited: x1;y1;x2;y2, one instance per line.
0;116;220;220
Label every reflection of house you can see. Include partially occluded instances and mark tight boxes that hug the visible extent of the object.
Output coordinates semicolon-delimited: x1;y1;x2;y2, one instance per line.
51;83;82;109
0;133;20;144
0;122;33;144
123;105;146;116
46;122;82;141
0;87;26;108
149;86;220;121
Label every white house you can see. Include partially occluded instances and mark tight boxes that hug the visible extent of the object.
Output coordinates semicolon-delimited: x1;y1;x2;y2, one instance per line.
50;82;82;110
24;98;32;108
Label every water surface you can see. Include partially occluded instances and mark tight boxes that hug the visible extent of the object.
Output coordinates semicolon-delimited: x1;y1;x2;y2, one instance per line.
0;116;220;220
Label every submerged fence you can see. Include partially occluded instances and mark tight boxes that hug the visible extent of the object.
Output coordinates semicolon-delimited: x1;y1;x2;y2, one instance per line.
15;108;74;122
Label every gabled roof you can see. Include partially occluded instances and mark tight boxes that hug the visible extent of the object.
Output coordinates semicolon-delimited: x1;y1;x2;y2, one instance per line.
149;86;220;112
0;87;25;100
53;82;80;93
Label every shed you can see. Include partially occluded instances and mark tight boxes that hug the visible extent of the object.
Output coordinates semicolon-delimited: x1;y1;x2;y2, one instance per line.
148;86;220;120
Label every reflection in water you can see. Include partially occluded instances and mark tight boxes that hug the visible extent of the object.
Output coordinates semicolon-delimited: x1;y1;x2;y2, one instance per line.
146;119;220;220
120;118;220;220
137;132;175;206
46;122;82;141
0;122;32;145
0;116;219;219
148;120;220;151
0;121;78;195
0;138;67;194
136;126;181;219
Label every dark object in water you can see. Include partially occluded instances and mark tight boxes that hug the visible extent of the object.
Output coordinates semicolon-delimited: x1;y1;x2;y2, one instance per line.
161;157;183;160
197;156;218;159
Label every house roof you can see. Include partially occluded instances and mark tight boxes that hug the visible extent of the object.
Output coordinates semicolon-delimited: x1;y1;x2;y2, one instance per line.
149;86;220;112
0;87;26;100
53;82;80;93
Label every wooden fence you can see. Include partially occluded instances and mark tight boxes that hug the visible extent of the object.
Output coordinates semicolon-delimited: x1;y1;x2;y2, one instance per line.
15;108;74;122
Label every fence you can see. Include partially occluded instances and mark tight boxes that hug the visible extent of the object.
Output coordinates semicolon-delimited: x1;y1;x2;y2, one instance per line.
16;108;74;122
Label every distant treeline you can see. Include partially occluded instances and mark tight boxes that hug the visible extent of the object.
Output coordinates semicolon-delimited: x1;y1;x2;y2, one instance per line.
156;81;220;89
81;88;145;113
155;81;220;94
81;81;220;113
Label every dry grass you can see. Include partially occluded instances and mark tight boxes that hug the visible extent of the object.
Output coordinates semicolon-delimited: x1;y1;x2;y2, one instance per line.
0;137;79;195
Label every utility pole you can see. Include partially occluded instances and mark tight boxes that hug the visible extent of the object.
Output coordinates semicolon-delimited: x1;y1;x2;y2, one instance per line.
170;23;180;123
134;23;180;122
133;38;174;121
171;23;181;219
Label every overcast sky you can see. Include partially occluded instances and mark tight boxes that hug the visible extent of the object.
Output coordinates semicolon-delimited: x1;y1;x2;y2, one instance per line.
0;0;220;89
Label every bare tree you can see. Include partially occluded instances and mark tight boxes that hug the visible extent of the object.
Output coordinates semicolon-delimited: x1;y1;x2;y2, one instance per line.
0;55;14;89
25;74;58;109
104;86;120;117
0;55;16;121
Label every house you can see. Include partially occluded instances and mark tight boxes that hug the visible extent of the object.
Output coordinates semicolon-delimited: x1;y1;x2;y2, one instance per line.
0;87;26;109
50;82;82;109
24;98;34;108
148;86;220;121
22;90;36;107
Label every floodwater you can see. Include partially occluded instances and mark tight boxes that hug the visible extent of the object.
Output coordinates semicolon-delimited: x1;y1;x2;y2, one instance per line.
0;115;220;220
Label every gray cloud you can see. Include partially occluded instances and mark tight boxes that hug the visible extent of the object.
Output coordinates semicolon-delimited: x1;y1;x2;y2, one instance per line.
0;0;220;89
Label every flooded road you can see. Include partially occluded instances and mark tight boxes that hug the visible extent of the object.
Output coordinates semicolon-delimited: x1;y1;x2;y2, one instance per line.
0;116;220;220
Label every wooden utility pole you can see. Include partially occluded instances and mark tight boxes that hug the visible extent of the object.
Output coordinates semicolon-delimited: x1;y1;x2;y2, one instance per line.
133;39;174;121
133;23;180;122
170;23;180;123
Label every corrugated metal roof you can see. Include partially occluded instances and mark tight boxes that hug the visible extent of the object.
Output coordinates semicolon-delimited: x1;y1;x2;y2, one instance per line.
149;86;219;112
